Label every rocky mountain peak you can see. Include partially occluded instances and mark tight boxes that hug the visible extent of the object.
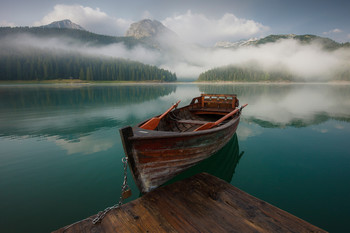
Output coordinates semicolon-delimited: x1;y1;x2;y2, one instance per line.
125;19;175;39
41;19;85;30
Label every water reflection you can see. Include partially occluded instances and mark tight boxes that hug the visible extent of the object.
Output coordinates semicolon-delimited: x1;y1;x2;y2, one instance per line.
166;134;243;185
198;84;350;127
0;84;177;108
0;84;176;139
1;83;349;233
49;133;115;155
1;83;349;153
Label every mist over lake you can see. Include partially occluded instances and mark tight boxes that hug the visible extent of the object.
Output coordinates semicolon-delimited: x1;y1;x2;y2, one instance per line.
1;30;349;80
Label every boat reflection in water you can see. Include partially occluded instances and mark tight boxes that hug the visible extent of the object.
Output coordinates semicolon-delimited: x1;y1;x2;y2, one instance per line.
164;133;243;186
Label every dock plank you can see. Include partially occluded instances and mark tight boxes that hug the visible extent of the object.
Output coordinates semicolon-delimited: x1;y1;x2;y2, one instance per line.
53;173;326;233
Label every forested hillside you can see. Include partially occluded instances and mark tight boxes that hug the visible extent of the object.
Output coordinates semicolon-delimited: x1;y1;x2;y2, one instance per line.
0;49;176;82
0;27;177;82
197;63;350;82
197;65;296;82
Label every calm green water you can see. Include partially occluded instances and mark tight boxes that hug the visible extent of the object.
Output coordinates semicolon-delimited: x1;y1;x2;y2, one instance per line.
0;83;349;232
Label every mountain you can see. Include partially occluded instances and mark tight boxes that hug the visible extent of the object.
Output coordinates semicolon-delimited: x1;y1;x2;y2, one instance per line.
40;19;85;31
215;38;259;48
0;26;143;48
0;20;177;82
125;19;177;39
255;34;343;50
215;34;347;50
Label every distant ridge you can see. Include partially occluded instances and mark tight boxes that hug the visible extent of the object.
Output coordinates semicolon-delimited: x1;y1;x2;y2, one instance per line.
215;34;349;50
0;25;142;48
40;19;85;31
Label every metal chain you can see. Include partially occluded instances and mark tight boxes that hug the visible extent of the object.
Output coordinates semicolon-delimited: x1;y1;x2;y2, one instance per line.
92;156;130;224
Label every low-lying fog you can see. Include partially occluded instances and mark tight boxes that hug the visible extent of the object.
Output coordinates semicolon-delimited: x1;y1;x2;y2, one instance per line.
1;33;349;80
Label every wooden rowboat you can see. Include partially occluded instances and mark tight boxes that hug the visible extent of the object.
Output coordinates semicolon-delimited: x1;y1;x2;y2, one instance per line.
120;94;247;193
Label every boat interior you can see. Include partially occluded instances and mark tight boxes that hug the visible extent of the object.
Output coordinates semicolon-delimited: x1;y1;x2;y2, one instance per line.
157;94;239;132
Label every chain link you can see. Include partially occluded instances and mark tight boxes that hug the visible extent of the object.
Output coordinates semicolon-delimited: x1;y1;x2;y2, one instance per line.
92;156;130;224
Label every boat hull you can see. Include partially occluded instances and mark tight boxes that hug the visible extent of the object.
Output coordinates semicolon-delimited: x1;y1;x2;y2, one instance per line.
120;116;240;193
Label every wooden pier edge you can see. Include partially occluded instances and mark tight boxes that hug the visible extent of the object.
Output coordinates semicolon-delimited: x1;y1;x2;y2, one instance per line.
53;173;327;233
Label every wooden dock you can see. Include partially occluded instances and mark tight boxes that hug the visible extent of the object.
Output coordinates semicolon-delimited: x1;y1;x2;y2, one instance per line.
53;173;326;233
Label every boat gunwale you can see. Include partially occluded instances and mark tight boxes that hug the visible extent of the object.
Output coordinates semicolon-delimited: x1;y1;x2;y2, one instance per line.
129;113;241;140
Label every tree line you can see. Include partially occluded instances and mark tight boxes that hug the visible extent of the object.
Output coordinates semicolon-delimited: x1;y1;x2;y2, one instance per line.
0;50;177;82
197;65;296;82
197;64;350;82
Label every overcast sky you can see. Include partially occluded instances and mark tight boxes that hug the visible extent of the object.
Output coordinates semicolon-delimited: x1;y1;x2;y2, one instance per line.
1;0;349;45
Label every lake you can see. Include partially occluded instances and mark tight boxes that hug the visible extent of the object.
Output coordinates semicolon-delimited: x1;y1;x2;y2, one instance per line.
0;83;349;233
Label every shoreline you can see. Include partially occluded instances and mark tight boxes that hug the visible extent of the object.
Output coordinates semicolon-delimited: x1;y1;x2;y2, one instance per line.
0;79;349;85
194;80;350;85
0;79;176;85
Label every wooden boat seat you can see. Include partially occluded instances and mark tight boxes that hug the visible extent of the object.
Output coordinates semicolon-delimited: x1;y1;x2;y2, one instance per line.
190;108;233;115
176;119;210;125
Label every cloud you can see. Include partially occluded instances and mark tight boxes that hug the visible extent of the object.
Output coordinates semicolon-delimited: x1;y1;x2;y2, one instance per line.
142;10;153;19
1;33;162;67
86;43;162;65
332;28;342;33
241;39;342;79
33;4;131;36
0;20;16;27
162;10;269;45
237;124;262;141
156;38;349;79
52;134;115;155
241;85;350;127
323;28;343;35
33;6;268;44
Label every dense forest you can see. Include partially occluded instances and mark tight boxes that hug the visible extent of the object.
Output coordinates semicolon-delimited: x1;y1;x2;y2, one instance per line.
0;48;177;82
197;64;296;82
0;51;176;82
197;63;350;82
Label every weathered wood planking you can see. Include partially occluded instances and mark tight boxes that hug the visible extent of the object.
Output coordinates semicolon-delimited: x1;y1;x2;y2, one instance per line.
120;94;243;193
53;173;326;233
